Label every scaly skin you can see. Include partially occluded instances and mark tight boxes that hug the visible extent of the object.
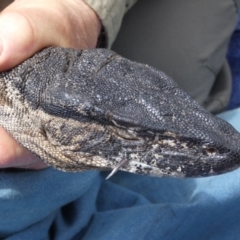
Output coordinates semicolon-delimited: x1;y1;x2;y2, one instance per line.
0;47;240;177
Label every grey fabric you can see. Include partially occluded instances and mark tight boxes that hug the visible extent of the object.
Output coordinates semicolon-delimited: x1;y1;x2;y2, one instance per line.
203;60;232;113
112;0;239;113
85;0;138;48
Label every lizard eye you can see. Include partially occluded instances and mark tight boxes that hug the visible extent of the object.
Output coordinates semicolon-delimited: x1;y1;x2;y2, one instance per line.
108;126;141;141
206;147;216;154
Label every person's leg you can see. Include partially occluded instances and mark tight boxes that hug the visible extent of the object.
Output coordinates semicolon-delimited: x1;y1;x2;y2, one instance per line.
112;0;240;113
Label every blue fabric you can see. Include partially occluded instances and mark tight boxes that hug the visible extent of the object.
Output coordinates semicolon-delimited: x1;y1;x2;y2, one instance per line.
1;108;240;240
227;14;240;109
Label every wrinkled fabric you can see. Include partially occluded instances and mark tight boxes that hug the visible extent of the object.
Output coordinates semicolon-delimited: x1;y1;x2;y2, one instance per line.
0;108;240;240
85;0;138;47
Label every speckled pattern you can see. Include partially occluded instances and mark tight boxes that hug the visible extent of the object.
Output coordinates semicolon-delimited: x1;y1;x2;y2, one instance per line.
1;47;240;178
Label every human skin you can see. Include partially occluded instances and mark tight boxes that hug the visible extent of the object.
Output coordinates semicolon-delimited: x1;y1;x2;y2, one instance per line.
0;0;101;169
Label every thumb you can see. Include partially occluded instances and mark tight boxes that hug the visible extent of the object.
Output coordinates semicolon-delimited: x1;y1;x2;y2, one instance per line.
0;0;100;71
0;11;39;71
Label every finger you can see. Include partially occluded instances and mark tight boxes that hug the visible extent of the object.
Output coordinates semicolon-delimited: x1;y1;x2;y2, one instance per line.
0;127;48;169
0;0;100;71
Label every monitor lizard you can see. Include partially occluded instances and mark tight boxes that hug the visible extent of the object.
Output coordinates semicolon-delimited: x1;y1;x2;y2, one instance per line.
0;47;240;178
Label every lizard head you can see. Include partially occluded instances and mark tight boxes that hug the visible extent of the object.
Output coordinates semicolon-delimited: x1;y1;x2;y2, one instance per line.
3;47;240;178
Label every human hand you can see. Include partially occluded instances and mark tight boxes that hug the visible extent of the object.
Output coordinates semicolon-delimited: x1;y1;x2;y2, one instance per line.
0;0;101;169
